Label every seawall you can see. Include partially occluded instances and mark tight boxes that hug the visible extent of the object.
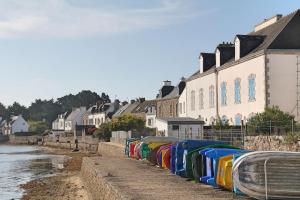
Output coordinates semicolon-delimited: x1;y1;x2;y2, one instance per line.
0;135;9;143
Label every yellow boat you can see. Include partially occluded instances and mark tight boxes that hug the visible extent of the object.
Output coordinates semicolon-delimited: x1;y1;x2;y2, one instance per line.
216;154;233;191
148;142;168;150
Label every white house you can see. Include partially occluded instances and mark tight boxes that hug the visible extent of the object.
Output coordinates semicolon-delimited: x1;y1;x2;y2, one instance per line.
145;104;157;128
52;112;68;131
179;10;300;125
2;115;29;135
87;100;120;128
65;107;86;132
156;117;204;141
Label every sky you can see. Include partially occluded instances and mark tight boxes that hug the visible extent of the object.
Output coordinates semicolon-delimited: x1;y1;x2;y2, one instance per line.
0;0;299;107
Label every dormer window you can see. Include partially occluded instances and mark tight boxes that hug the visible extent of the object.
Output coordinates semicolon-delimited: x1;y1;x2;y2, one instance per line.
235;37;240;60
199;53;215;73
216;49;221;67
200;56;204;73
215;44;235;68
234;35;264;60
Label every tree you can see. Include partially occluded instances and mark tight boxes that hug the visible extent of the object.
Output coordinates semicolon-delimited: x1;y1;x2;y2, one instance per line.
28;120;50;135
28;99;62;125
247;106;295;134
94;115;146;141
57;90;110;112
0;102;7;119
7;102;29;120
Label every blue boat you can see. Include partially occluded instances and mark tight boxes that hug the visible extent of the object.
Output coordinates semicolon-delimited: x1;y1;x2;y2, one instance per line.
175;140;226;177
200;148;250;187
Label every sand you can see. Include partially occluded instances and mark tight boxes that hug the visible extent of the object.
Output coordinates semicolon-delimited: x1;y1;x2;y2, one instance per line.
21;147;95;200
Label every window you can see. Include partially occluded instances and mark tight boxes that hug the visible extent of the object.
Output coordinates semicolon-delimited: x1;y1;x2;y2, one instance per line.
199;88;204;110
235;114;242;126
234;78;241;104
209;85;215;108
170;104;173;116
148;119;152;126
179;103;182;114
183;102;186;113
191;90;195;111
221;115;228;125
248;74;256;101
221;82;227;106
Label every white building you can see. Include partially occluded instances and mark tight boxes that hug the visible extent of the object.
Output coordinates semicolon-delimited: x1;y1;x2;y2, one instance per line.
145;104;157;128
65;107;86;132
156;117;204;140
52;112;68;131
87;101;120;128
179;10;300;125
2;115;29;135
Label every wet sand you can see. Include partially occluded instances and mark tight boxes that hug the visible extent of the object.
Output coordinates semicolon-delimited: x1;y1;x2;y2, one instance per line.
21;147;95;200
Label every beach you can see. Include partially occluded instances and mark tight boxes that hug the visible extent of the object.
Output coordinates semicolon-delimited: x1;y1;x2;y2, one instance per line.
21;147;94;200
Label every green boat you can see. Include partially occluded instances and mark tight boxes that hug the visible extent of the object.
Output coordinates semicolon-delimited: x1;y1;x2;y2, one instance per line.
184;144;240;179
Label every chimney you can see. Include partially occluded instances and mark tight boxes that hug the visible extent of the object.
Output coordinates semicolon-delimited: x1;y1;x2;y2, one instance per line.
122;101;128;106
215;43;235;67
138;97;145;103
159;81;174;98
199;53;216;73
178;77;186;95
130;99;136;104
254;14;282;32
163;80;172;86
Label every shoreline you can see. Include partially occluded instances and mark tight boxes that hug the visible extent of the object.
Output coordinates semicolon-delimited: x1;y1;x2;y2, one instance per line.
20;146;96;200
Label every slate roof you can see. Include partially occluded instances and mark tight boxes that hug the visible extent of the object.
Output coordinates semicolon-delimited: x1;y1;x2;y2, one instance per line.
131;100;157;114
158;78;186;100
113;102;140;117
186;9;300;82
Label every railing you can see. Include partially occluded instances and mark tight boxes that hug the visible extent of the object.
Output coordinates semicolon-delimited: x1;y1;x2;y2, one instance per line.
203;129;245;148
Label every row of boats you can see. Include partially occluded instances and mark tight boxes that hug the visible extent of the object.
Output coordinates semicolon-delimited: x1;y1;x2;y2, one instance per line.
125;136;300;200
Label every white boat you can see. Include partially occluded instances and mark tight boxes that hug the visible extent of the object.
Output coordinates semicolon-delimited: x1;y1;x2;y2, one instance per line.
232;151;300;199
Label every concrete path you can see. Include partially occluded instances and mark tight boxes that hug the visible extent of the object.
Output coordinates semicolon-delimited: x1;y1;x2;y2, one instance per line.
86;155;250;200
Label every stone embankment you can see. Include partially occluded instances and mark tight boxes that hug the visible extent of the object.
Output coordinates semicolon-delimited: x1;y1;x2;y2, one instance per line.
80;142;249;200
0;135;8;143
244;135;300;152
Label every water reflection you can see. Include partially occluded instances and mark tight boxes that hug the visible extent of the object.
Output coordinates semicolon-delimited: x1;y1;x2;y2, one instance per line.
0;145;68;200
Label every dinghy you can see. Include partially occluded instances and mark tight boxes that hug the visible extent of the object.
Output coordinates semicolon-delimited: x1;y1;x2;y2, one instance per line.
141;136;178;144
233;151;300;200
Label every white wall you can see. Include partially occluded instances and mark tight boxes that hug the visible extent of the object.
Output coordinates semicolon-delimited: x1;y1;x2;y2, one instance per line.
218;55;266;124
267;52;300;120
185;72;217;124
178;88;187;117
11;116;29;134
155;119;169;135
146;113;156;128
156;118;203;140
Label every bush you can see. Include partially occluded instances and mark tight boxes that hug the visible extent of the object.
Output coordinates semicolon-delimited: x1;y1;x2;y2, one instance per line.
247;106;295;135
28;120;49;135
93;114;146;141
285;132;300;144
214;117;230;130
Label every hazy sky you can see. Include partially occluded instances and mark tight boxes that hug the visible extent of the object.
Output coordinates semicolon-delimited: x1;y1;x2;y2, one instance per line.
0;0;299;106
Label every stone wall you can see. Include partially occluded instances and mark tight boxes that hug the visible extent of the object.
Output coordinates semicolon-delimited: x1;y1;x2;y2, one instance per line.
244;135;300;152
0;135;8;143
80;157;128;200
9;135;42;145
43;136;99;153
156;97;178;118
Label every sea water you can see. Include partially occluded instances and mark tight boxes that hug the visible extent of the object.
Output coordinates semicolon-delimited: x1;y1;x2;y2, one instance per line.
0;145;67;200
